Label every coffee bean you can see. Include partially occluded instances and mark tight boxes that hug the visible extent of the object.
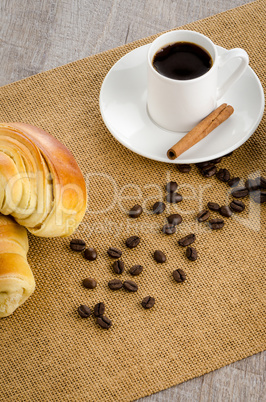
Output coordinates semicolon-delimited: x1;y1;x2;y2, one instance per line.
107;247;122;258
154;250;166;263
165;181;178;193
173;269;186;283
252;190;266;204
108;279;123;290
216;168;230;182
78;305;91;318
152;201;166;214
186;247;198;261
125;235;140;249
141;296;155;309
112;260;125;274
209;157;223;164
178;233;195;247
258;176;266;189
166;192;183;203
94;302;105;317
177;164;191;173
231;187;249;198
96;316;112;330
162;224;176;235
217;169;231;182
228;177;240;187
207;201;220;211
201;164;217;177
129;264;143;276
84;247;97;261
70;239;86;251
167;214;182;226
82;277;97;289
219;206;233;218
196;161;210;169
129;204;143;218
230;200;245;212
123;280;138;292
245;178;259;192
197;209;210;222
209;218;224;230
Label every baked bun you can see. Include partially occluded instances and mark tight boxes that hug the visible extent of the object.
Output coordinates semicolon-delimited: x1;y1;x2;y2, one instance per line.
0;123;87;237
0;214;35;317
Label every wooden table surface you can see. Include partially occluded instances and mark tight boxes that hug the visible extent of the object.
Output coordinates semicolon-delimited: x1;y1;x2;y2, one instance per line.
0;1;264;401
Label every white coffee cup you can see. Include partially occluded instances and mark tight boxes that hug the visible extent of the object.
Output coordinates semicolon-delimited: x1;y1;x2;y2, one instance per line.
147;30;249;132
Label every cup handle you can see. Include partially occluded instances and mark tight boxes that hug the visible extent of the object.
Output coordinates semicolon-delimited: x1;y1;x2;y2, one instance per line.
217;48;249;99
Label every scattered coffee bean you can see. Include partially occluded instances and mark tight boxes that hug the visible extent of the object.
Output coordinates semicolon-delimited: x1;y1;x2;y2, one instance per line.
129;264;143;276
96;316;112;330
207;201;220;211
245;178;259;192
196;161;210;169
70;239;86;251
177;164;191;173
78;305;91;318
166;192;183;203
82;277;97;289
173;269;186;283
152;201;166;214
162;224;176;235
216;168;230;182
231;187;249;198
107;247;122;258
123;280;138;292
252;190;266;204
209;218;224;230
141;296;155;309
125;235;140;249
186;247;198;261
260;191;266;203
209;157;223;164
129;204;143;218
112;260;125;274
108;279;123;290
258;176;266;189
94;302;105;317
201;164;217;177
178;233;195;247
84;247;97;261
219;205;233;218
197;209;210;222
230;199;245;212
228;177;240;187
154;250;166;263
167;213;182;226
165;181;178;193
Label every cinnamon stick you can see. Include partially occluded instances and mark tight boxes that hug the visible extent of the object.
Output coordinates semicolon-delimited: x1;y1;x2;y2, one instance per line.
167;103;234;160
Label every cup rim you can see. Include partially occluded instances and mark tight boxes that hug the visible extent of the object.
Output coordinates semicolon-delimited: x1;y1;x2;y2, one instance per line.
148;30;218;83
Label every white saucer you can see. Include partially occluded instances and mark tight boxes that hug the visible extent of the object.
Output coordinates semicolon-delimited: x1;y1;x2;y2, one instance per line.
99;44;264;164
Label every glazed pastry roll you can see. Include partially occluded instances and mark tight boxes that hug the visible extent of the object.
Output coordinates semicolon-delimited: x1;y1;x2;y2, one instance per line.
0;122;87;237
0;215;35;318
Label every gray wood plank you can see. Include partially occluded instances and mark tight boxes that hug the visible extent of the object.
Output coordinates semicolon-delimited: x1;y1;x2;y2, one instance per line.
0;0;253;86
0;1;264;401
137;352;265;402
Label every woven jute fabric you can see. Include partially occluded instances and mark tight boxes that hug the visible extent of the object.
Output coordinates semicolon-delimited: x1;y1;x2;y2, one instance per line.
0;1;265;401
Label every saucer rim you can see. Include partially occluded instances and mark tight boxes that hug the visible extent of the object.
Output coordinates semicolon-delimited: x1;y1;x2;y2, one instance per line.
99;43;265;164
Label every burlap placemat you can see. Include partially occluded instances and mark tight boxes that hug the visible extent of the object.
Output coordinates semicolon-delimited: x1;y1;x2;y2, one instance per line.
0;1;265;401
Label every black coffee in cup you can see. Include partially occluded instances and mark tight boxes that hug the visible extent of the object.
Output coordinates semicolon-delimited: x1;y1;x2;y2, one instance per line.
152;41;213;80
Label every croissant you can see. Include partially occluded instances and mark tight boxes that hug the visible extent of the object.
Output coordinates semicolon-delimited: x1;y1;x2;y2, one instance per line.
0;214;35;318
0;123;87;237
